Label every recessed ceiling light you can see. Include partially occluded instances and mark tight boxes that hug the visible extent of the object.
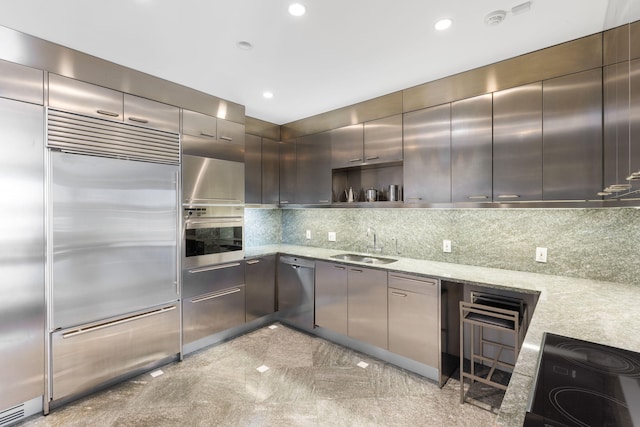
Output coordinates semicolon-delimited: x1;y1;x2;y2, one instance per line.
434;18;453;31
236;41;253;50
288;3;306;17
263;91;274;99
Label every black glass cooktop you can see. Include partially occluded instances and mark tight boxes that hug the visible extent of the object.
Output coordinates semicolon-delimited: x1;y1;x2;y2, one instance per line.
525;333;640;427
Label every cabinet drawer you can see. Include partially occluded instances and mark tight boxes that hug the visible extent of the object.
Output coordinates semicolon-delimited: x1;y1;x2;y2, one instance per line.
182;261;244;298
183;109;217;138
217;119;245;145
183;286;246;344
388;272;437;295
124;94;179;133
49;73;123;120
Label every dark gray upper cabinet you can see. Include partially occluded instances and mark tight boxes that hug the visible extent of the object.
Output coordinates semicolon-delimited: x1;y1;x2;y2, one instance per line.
262;138;280;205
296;131;331;204
279;140;297;204
330;124;364;169
493;82;543;201
403;104;451;203
244;134;262;204
363;114;403;165
542;68;603;200
451;94;493;202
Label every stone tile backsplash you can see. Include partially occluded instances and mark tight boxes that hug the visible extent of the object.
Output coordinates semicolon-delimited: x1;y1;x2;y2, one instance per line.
246;207;640;286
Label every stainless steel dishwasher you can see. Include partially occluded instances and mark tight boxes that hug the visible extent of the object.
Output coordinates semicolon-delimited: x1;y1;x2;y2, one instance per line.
277;255;315;331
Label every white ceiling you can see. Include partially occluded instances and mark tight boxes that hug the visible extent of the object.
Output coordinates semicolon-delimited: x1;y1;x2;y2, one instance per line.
1;0;639;125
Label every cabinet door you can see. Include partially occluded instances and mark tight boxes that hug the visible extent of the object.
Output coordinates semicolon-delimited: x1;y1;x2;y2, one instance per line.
451;94;493;202
315;261;348;335
364;114;403;164
183;286;246;344
245;256;276;321
262;138;280;204
330;124;364;169
217;119;245;145
403;104;451;203
348;267;387;349
279;140;297;204
244;134;262;204
0;59;43;105
632;59;640;180
123;94;179;133
493;82;543;201
182;109;217;138
543;69;603;200
49;73;123;121
388;273;439;367
296;131;331;204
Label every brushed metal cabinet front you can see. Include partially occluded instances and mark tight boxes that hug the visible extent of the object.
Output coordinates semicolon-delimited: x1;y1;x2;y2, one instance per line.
244;134;262;204
543;68;603;200
296;131;331;204
182;155;245;204
182;109;217;138
347;267;387;349
330;124;364;169
245;256;276;321
217;119;245;145
604;62;630;189
182;262;244;299
493;82;543;201
363;114;403;164
451;94;493;202
182;286;246;344
261;138;280;204
49;73;123;121
388;274;439;367
123;93;179;133
403;104;451;203
0;98;44;410
632;60;640;178
0;59;43;105
51;305;180;402
279;140;297;204
315;261;348;335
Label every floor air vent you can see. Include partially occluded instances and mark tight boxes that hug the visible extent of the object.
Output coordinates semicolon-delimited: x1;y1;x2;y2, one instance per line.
0;404;25;427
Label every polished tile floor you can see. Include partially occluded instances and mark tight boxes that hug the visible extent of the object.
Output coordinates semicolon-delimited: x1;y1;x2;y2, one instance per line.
20;324;502;426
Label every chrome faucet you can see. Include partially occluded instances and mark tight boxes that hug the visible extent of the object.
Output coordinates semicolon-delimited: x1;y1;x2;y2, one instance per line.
367;227;383;253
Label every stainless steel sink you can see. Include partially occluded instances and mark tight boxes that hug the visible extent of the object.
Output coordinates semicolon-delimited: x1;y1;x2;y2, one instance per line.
330;253;397;265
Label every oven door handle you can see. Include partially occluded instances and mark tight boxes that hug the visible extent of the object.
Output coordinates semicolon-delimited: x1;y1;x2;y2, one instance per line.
185;218;243;229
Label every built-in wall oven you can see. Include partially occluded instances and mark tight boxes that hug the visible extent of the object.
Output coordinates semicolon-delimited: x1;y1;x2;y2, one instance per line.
183;206;244;268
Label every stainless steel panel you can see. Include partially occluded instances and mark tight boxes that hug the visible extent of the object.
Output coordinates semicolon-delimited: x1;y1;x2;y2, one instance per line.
0;59;43;105
403;34;602;113
48;73;123;121
244;134;262;204
245;255;276;321
51;152;179;329
245;116;280;140
217;119;245;146
182;261;244;299
182;109;217;138
0;98;44;410
261;138;280;204
632;59;640;178
388;274;439;367
604;63;631;189
182;134;244;162
451;94;492;202
347;267;387;349
51;304;179;401
403;103;451;203
632;21;640;60
542;68;603;200
604;24;630;66
330;124;364;169
281;91;402;140
493;82;543;201
279;140;296;204
182;155;245;204
363;114;403;164
315;261;348;335
0;26;244;123
182;286;246;344
297;131;331;204
123;94;179;133
277;256;315;331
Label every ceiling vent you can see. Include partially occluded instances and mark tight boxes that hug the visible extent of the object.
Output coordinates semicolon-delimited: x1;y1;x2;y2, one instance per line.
484;10;507;26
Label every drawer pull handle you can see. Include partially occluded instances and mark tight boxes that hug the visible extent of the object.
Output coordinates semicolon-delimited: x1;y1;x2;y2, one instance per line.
62;306;176;338
348;158;362;163
406;197;423;201
96;109;120;117
128;116;149;124
365;156;380;161
333;265;346;270
200;132;216;138
391;292;407;297
468;195;489;200
188;262;241;273
191;287;242;303
389;274;436;285
497;194;520;199
220;136;233;142
319;200;330;203
246;259;261;265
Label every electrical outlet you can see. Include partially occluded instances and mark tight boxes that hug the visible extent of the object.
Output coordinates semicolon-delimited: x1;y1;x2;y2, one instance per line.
305;230;311;239
536;247;547;263
443;240;452;253
328;231;337;242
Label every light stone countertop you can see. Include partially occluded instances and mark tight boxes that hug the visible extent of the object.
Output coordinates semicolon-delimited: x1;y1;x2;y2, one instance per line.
246;244;640;426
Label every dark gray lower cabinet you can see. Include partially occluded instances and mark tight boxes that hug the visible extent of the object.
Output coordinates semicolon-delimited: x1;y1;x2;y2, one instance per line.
388;273;439;367
245;255;276;321
183;285;246;344
315;261;348;335
347;266;388;349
